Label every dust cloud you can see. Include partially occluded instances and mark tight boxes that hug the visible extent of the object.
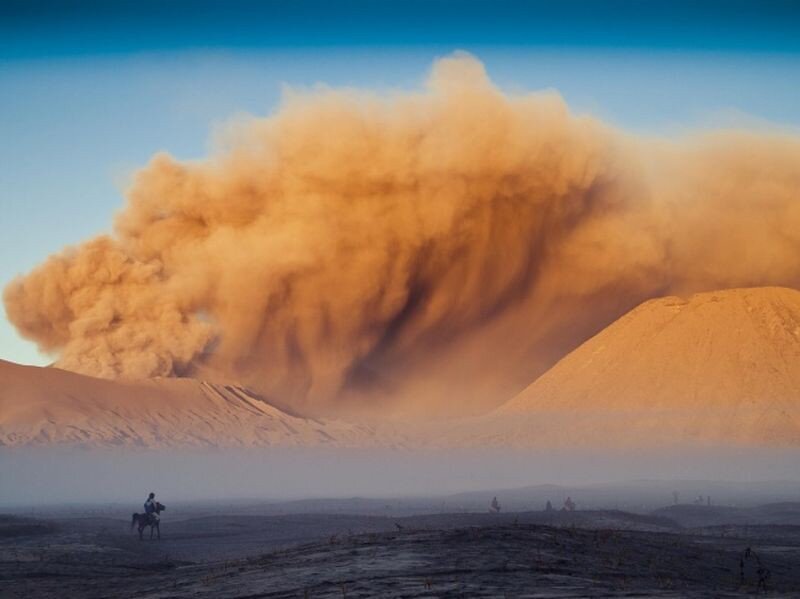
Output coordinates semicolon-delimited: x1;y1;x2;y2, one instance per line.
5;54;800;417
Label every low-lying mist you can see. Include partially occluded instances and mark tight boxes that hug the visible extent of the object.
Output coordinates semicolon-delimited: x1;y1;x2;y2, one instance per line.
3;447;800;508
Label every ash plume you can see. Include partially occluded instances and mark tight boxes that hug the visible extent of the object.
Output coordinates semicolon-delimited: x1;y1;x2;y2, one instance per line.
5;54;800;417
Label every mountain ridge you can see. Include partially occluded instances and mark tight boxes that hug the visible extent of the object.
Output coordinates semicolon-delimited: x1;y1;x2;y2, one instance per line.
4;287;800;449
449;286;800;448
0;359;377;448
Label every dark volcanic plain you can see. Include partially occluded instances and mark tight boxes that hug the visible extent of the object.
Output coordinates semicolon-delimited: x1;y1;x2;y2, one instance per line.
4;503;800;598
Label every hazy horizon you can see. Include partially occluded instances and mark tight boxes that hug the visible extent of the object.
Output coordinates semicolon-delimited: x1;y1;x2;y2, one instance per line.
4;446;800;506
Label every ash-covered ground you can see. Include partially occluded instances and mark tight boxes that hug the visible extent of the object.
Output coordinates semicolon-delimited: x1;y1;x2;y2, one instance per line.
4;497;800;598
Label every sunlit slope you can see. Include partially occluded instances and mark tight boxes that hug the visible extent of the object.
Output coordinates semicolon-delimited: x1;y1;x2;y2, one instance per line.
462;287;800;447
0;360;374;448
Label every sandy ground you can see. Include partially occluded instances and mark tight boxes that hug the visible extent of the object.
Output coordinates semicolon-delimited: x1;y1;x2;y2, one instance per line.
3;507;800;597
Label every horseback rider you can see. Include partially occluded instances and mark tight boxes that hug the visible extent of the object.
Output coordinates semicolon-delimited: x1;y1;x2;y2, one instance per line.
132;493;166;540
144;492;159;523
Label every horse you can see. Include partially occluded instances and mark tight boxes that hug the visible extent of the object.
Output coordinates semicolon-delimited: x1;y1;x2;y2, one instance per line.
131;502;166;540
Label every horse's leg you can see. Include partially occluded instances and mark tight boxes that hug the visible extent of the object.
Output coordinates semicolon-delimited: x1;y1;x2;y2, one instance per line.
150;524;154;539
138;523;143;541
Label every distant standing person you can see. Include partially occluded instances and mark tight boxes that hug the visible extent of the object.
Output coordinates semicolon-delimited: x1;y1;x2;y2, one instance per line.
490;496;501;513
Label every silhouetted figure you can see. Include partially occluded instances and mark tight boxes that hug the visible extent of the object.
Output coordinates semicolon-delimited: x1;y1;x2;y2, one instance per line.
740;546;771;591
562;496;576;511
758;564;771;591
490;496;501;513
545;500;553;512
131;492;166;540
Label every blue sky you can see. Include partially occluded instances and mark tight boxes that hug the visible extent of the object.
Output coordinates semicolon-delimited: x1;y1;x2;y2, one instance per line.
1;0;799;365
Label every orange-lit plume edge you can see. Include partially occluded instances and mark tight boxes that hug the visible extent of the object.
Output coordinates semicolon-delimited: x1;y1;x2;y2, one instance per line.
5;54;800;418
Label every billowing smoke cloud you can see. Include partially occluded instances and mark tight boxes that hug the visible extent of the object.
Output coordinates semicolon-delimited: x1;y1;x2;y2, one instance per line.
5;54;800;417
